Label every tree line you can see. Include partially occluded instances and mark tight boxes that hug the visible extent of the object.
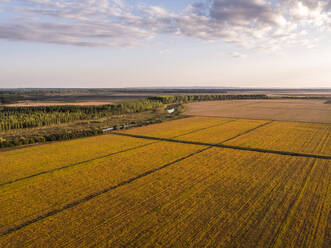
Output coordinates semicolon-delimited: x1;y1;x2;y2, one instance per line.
148;94;268;104
0;129;103;148
0;99;163;131
0;93;23;104
0;94;268;132
0;114;179;149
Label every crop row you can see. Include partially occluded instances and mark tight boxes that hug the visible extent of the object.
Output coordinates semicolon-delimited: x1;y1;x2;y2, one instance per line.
0;135;152;185
0;142;203;233
176;119;268;144
0;148;329;247
123;116;234;138
124;118;331;156
0;116;330;247
226;121;331;156
0;116;228;185
3;116;327;188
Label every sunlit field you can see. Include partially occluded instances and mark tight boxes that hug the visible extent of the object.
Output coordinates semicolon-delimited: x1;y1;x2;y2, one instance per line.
0;117;330;247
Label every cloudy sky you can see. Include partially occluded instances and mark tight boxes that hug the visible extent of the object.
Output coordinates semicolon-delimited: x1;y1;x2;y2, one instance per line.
0;0;330;88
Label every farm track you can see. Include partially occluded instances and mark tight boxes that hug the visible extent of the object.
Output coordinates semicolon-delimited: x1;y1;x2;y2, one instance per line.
111;133;331;160
0;147;211;237
0;119;233;188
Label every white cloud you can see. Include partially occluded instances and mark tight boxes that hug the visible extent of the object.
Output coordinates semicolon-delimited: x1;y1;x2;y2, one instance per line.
174;0;331;51
160;49;172;54
230;52;247;58
283;0;331;26
0;0;330;51
0;21;153;47
0;0;156;47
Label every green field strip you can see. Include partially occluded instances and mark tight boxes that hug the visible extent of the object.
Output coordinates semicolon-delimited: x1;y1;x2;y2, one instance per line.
1;149;328;247
111;132;331;160
0;142;206;236
0;118;232;187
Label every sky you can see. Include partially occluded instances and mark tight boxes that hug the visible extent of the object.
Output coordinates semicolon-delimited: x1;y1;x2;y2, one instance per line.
0;0;330;88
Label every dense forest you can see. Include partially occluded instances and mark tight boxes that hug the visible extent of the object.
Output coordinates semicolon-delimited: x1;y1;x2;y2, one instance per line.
0;93;23;104
0;129;103;148
0;99;163;131
0;94;271;148
0;94;269;132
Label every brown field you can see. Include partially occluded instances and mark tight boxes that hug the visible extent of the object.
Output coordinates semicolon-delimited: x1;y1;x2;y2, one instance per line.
0;116;330;247
271;91;331;97
185;99;331;123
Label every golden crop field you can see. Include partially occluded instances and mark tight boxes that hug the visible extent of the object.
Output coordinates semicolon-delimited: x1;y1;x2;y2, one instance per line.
0;148;329;247
0;135;153;185
225;121;331;156
123;116;234;138
0;141;203;232
177;119;268;144
0;116;330;247
0;117;230;186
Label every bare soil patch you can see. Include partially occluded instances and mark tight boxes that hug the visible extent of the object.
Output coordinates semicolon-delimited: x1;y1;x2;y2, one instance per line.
185;99;331;123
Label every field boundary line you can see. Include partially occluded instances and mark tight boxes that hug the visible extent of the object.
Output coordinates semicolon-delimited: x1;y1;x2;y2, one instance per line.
0;147;211;237
0;119;235;188
186;114;331;125
171;119;237;138
111;133;331;160
220;120;274;143
0;142;159;188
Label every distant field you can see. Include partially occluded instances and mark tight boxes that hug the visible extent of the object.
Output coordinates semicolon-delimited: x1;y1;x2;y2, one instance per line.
0;117;330;247
3;101;115;106
185;99;331;123
1;94;152;106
